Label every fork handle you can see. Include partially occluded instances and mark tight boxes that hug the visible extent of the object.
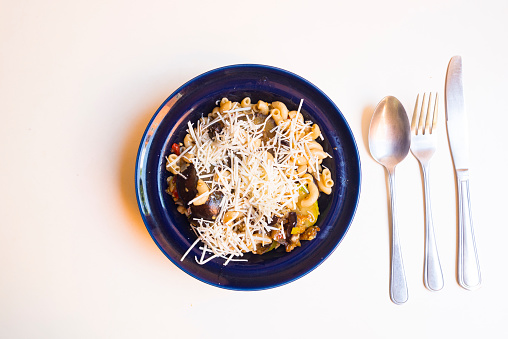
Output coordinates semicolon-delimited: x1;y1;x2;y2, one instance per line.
456;169;481;290
422;165;444;291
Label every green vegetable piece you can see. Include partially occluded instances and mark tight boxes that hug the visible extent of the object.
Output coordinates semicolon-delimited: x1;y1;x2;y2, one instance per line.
296;184;320;228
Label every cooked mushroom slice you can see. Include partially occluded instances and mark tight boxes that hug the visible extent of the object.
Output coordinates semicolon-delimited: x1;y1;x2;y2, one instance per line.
208;120;224;138
285;212;297;239
190;191;224;221
282;212;301;252
176;163;198;205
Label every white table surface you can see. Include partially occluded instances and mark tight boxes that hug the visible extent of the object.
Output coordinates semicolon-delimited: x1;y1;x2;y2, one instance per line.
2;0;507;338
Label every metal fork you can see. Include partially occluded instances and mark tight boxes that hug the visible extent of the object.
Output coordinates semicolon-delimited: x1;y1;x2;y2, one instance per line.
410;93;444;291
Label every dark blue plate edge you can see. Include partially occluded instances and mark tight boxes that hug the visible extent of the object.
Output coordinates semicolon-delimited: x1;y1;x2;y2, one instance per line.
134;64;362;291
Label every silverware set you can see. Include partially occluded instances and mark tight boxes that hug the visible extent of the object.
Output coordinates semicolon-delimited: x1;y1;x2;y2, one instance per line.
369;56;481;304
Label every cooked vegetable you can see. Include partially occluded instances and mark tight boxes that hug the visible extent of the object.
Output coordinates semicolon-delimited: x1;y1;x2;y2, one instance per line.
171;143;181;155
190;191;224;221
176;164;198;205
296;185;320;229
208;120;224;138
300;226;320;241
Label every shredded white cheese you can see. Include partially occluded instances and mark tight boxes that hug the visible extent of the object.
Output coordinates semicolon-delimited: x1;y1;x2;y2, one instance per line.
172;98;330;265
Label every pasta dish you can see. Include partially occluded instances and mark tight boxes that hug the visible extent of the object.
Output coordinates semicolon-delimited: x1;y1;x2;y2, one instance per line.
165;97;334;265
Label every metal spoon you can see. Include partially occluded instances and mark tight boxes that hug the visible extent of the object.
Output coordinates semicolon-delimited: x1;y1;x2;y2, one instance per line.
368;96;411;305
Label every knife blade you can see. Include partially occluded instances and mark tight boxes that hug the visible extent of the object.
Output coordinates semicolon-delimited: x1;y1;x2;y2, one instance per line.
445;55;481;290
445;56;470;169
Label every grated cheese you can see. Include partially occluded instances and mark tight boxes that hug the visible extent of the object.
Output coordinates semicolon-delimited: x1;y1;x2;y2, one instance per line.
171;98;331;265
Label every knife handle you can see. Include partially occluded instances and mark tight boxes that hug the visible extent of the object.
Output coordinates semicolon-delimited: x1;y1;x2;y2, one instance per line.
456;169;481;290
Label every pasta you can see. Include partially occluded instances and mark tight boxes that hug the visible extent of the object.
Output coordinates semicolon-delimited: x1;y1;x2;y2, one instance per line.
308;124;321;140
166;154;180;174
309;149;329;160
307;140;323;151
271;108;284;125
223;211;242;224
165;97;335;265
296;165;307;177
241;97;252;108
182;151;194;163
271;101;289;119
300;180;319;207
192;179;210;206
183;134;194;148
254;100;269;115
317;168;334;195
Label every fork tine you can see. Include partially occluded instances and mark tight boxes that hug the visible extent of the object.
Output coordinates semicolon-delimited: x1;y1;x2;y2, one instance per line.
425;93;433;134
431;93;438;133
411;94;420;134
418;93;427;135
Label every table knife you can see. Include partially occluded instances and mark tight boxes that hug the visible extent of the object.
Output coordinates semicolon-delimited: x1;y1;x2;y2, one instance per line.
445;55;481;290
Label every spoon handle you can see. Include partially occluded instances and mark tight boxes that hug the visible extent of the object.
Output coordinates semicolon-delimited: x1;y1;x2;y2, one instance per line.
388;169;408;304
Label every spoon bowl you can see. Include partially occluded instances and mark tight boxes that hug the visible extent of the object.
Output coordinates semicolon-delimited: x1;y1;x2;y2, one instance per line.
369;96;411;169
368;96;411;305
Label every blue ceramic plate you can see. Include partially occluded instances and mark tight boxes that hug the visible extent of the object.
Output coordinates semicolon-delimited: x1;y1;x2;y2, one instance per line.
135;64;361;290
